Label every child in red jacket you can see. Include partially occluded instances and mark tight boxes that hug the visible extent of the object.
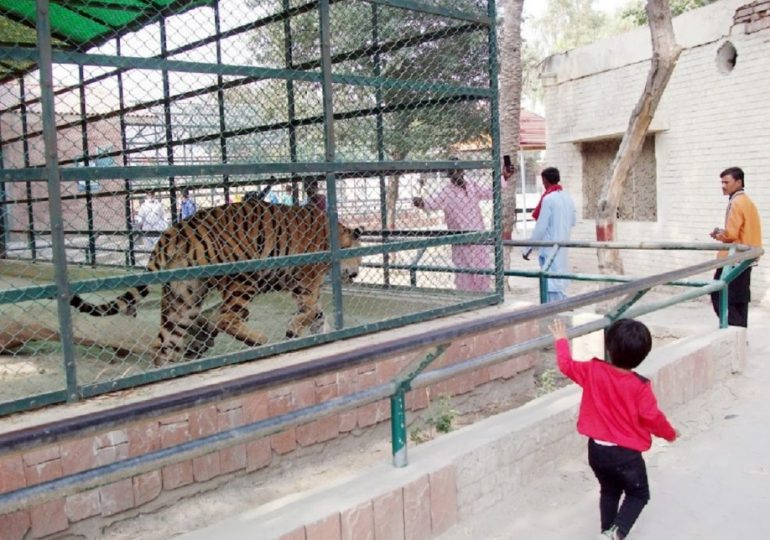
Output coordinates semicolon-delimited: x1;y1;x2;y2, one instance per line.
549;318;677;540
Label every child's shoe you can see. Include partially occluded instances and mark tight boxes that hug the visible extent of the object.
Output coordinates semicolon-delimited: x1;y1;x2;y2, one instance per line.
600;525;625;539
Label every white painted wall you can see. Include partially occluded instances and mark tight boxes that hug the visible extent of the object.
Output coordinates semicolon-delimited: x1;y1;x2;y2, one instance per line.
540;0;770;304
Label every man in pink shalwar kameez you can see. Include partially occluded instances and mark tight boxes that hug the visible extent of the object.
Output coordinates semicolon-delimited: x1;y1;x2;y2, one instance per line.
414;165;510;292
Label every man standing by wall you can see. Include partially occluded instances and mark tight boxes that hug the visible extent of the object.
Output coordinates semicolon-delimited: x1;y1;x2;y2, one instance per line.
179;188;197;221
709;166;762;327
135;192;169;249
524;167;576;303
413;161;512;292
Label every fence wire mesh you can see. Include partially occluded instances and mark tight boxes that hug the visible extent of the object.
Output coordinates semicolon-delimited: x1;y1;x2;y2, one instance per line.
0;0;500;414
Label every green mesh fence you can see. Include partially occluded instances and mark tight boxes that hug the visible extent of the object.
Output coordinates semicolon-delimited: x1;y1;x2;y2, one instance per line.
0;0;501;415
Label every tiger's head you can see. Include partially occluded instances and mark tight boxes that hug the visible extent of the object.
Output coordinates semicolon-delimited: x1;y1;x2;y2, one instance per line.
338;224;363;283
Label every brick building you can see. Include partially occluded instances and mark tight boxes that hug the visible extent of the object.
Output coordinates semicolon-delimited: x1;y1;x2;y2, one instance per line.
539;0;770;303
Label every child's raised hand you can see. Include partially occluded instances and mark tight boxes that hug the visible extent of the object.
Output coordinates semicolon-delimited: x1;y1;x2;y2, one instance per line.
548;318;568;340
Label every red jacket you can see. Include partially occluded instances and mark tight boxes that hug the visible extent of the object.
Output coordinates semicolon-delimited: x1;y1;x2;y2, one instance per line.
556;339;676;452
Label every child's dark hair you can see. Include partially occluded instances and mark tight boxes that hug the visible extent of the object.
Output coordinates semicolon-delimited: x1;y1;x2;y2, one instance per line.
605;319;652;369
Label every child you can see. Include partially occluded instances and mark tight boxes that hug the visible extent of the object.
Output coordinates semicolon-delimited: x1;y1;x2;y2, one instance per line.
548;318;677;540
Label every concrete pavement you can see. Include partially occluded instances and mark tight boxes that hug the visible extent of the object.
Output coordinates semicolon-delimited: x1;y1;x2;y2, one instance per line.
438;304;770;540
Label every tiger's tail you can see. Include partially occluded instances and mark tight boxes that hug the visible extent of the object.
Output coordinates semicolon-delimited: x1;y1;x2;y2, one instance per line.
70;285;150;317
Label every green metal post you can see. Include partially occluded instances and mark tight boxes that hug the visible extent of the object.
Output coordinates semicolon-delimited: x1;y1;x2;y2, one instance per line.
389;344;449;467
539;246;559;304
36;0;79;401
214;0;231;205
19;78;36;260
487;0;503;297
78;65;96;265
390;388;408;467
283;0;298;192
372;4;390;287
318;0;344;330
0;121;6;258
116;37;136;266
159;17;179;220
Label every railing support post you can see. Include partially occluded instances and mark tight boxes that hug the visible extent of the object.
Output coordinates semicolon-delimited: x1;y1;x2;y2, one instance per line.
391;388;408;467
389;344;449;467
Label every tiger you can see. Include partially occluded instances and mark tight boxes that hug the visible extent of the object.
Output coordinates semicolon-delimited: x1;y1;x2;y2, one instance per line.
70;200;362;366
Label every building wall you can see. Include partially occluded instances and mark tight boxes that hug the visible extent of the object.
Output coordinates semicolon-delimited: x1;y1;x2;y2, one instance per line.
540;0;770;303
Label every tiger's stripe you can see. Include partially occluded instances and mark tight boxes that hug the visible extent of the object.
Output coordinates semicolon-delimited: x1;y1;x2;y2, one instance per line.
71;201;362;365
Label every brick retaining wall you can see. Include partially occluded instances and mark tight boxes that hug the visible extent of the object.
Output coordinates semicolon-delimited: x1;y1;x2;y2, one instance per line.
0;303;539;539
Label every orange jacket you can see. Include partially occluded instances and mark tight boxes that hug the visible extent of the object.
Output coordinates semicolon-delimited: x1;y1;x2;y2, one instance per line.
716;192;762;258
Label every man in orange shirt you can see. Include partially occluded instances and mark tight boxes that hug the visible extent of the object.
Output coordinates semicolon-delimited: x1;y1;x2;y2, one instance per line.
709;167;762;327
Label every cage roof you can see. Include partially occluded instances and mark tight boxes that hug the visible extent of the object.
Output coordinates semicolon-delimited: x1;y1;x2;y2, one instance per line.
0;0;209;81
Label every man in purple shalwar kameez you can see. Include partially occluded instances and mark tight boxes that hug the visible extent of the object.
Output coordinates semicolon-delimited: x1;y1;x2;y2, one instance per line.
413;164;510;292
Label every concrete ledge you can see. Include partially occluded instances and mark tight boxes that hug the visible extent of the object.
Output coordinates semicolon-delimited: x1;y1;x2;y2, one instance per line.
180;326;745;540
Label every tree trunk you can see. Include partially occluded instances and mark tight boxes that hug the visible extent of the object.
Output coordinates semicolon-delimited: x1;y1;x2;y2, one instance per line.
595;0;682;274
499;0;524;287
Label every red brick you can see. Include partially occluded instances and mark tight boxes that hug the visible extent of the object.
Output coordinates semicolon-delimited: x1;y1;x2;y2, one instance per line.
358;399;389;428
296;415;340;447
443;374;474;396
60;438;97;475
23;451;63;487
341;501;374;540
271;429;297;455
278;528;306;540
357;366;377;390
0;510;30;540
243;391;269;423
306;513;341;540
193;453;221;482
218;404;244;431
337;368;359;432
29;499;67;538
189;405;219;439
406;388;429;411
246;439;272;471
96;430;128;448
470;365;491;388
159;416;191;448
315;373;339;402
100;478;135;516
747;17;770;33
22;447;58;467
0;454;26;494
268;388;294;415
429;466;457;536
375;360;399;384
373;490;405;540
127;421;160;458
403;476;431;540
65;488;101;522
133;471;162;506
220;443;247;474
294;380;316;408
162;461;193;490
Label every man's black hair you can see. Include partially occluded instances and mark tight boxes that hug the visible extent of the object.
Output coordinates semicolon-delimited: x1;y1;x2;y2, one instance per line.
541;167;561;185
720;166;745;187
605;319;652;370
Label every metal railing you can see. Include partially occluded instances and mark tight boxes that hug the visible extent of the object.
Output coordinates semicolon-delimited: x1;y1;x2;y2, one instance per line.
0;242;761;514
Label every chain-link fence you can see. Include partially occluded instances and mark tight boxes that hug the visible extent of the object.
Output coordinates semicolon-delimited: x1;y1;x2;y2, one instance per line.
0;0;502;415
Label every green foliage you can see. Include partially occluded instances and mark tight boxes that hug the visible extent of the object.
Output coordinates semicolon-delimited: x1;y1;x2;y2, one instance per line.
536;368;558;397
409;425;430;444
424;394;458;434
522;0;635;110
229;1;490;163
621;0;719;26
